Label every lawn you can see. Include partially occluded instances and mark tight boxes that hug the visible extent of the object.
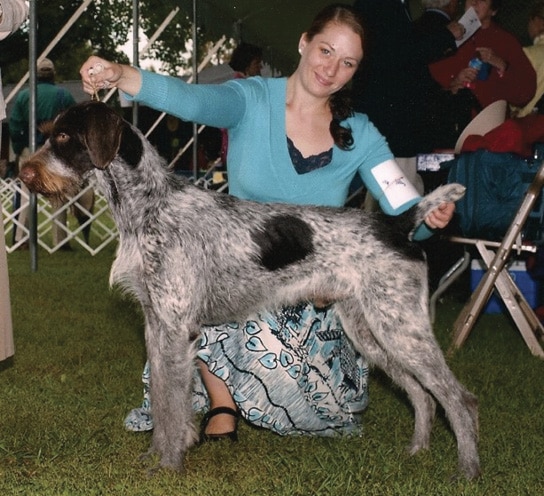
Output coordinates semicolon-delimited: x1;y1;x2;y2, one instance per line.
1;246;543;495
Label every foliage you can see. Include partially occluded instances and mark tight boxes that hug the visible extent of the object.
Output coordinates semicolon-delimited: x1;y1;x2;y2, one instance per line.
138;1;194;76
1;0;130;82
0;0;231;84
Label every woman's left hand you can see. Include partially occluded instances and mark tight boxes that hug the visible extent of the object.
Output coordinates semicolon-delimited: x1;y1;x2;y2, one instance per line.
425;202;455;229
476;47;507;73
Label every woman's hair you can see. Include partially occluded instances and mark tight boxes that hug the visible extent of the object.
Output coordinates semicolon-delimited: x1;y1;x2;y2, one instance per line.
305;3;365;150
421;0;452;8
530;1;544;19
491;0;502;11
229;42;263;74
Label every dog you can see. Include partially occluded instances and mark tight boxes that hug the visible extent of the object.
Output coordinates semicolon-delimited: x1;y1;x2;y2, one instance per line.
19;101;480;480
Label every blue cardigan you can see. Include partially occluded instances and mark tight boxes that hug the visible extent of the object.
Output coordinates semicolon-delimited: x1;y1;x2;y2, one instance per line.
125;70;431;238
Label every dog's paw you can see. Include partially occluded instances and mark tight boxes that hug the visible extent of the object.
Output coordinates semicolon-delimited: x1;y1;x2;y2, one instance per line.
406;439;430;456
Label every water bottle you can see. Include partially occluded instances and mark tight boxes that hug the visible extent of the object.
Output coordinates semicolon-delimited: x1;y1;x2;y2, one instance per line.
464;57;490;89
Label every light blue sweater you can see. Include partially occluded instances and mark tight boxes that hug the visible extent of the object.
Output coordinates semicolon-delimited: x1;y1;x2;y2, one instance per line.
125;70;431;239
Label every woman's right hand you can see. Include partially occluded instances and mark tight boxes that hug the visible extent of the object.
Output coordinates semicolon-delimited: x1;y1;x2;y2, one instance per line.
449;67;478;93
80;56;141;96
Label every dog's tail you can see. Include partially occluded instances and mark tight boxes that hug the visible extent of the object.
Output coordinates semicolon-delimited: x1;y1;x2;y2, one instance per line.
410;183;466;239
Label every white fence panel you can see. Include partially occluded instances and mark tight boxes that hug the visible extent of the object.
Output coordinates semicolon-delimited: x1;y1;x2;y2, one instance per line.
1;175;118;255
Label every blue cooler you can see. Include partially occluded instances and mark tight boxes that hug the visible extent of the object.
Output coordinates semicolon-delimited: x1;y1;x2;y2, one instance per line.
470;259;540;314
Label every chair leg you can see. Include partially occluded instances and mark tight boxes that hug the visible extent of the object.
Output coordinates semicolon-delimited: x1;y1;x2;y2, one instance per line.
429;250;471;323
449;242;544;358
449;162;544;357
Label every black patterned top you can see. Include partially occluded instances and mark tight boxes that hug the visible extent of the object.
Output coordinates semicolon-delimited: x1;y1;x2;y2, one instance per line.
287;136;333;175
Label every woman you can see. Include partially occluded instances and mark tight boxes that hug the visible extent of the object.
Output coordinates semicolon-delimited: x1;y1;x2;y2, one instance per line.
80;4;454;441
511;1;544;117
429;0;536;110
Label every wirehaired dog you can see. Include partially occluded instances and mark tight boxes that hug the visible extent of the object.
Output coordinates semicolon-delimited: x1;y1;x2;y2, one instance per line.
19;101;480;480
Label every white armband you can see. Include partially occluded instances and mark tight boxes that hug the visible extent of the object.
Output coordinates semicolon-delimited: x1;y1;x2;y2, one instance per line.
370;159;420;210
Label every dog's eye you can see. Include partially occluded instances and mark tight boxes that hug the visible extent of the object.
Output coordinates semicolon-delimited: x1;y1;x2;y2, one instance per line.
56;132;70;143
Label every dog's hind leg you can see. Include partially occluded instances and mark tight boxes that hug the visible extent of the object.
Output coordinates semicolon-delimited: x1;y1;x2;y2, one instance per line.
376;325;478;479
370;352;437;454
404;347;479;480
335;303;436;454
144;311;199;471
338;300;480;480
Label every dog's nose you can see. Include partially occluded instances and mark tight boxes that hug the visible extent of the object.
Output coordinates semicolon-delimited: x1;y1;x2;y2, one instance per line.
19;165;37;186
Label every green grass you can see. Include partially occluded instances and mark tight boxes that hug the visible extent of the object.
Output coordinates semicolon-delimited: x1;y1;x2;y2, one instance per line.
1;246;544;495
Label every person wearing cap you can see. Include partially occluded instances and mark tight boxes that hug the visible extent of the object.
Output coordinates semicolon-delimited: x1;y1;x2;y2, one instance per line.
1;0;29;363
10;58;76;155
9;57;76;248
511;1;544;117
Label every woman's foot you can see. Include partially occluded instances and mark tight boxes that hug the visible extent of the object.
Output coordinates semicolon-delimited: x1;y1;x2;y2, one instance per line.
199;406;240;443
198;359;239;442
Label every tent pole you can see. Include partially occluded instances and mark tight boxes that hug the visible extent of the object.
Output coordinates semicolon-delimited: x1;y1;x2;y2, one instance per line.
140;7;180;55
192;0;198;180
28;0;38;271
132;0;139;127
101;7;180;103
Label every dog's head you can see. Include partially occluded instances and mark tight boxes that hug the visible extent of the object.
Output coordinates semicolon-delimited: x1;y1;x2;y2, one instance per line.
49;100;126;170
19;101;142;198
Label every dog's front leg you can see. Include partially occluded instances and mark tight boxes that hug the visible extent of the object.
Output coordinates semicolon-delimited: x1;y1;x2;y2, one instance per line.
145;313;199;471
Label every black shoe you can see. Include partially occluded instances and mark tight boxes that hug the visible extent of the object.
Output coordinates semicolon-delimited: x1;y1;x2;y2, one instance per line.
199;406;239;443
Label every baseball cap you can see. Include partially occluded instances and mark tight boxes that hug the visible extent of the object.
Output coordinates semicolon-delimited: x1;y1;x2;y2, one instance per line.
37;58;55;77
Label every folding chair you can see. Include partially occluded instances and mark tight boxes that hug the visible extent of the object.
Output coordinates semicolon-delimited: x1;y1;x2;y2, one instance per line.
446;159;544;358
430;152;544;358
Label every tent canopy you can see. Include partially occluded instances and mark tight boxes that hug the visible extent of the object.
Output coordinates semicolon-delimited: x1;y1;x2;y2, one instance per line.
181;0;342;75
176;1;526;75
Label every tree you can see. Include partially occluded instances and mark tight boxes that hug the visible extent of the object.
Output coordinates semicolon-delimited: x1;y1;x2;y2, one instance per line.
0;0;230;84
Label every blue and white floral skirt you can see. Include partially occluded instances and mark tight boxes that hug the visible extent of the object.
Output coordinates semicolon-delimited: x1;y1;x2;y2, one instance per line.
124;302;369;436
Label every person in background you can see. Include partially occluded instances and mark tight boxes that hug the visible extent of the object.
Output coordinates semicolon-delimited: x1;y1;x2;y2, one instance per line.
228;41;263;78
351;0;464;206
9;58;76;249
511;1;544;117
429;0;536;112
0;0;29;363
413;0;466;150
80;4;455;442
415;0;460;37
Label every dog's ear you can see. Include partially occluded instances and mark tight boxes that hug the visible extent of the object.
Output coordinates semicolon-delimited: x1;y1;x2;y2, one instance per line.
82;103;124;169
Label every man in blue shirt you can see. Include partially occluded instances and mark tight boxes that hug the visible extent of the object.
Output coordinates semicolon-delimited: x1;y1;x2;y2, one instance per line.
10;58;76;249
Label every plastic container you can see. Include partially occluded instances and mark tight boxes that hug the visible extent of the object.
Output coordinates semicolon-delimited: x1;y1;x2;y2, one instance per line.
465;57;490;88
470;260;540;314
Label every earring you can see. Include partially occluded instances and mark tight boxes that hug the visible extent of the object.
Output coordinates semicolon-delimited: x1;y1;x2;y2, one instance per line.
298;47;303;55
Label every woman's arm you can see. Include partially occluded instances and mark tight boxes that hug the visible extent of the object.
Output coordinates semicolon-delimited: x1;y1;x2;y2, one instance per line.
353;118;454;239
360;157;454;240
80;56;142;96
80;55;248;129
475;37;536;107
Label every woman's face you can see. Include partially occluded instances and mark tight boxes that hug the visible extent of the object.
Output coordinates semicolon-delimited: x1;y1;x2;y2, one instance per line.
465;0;496;25
297;21;363;98
528;16;544;41
245;57;262;77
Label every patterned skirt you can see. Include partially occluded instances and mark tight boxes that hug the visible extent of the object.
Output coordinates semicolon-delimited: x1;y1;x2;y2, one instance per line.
124;303;369;436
